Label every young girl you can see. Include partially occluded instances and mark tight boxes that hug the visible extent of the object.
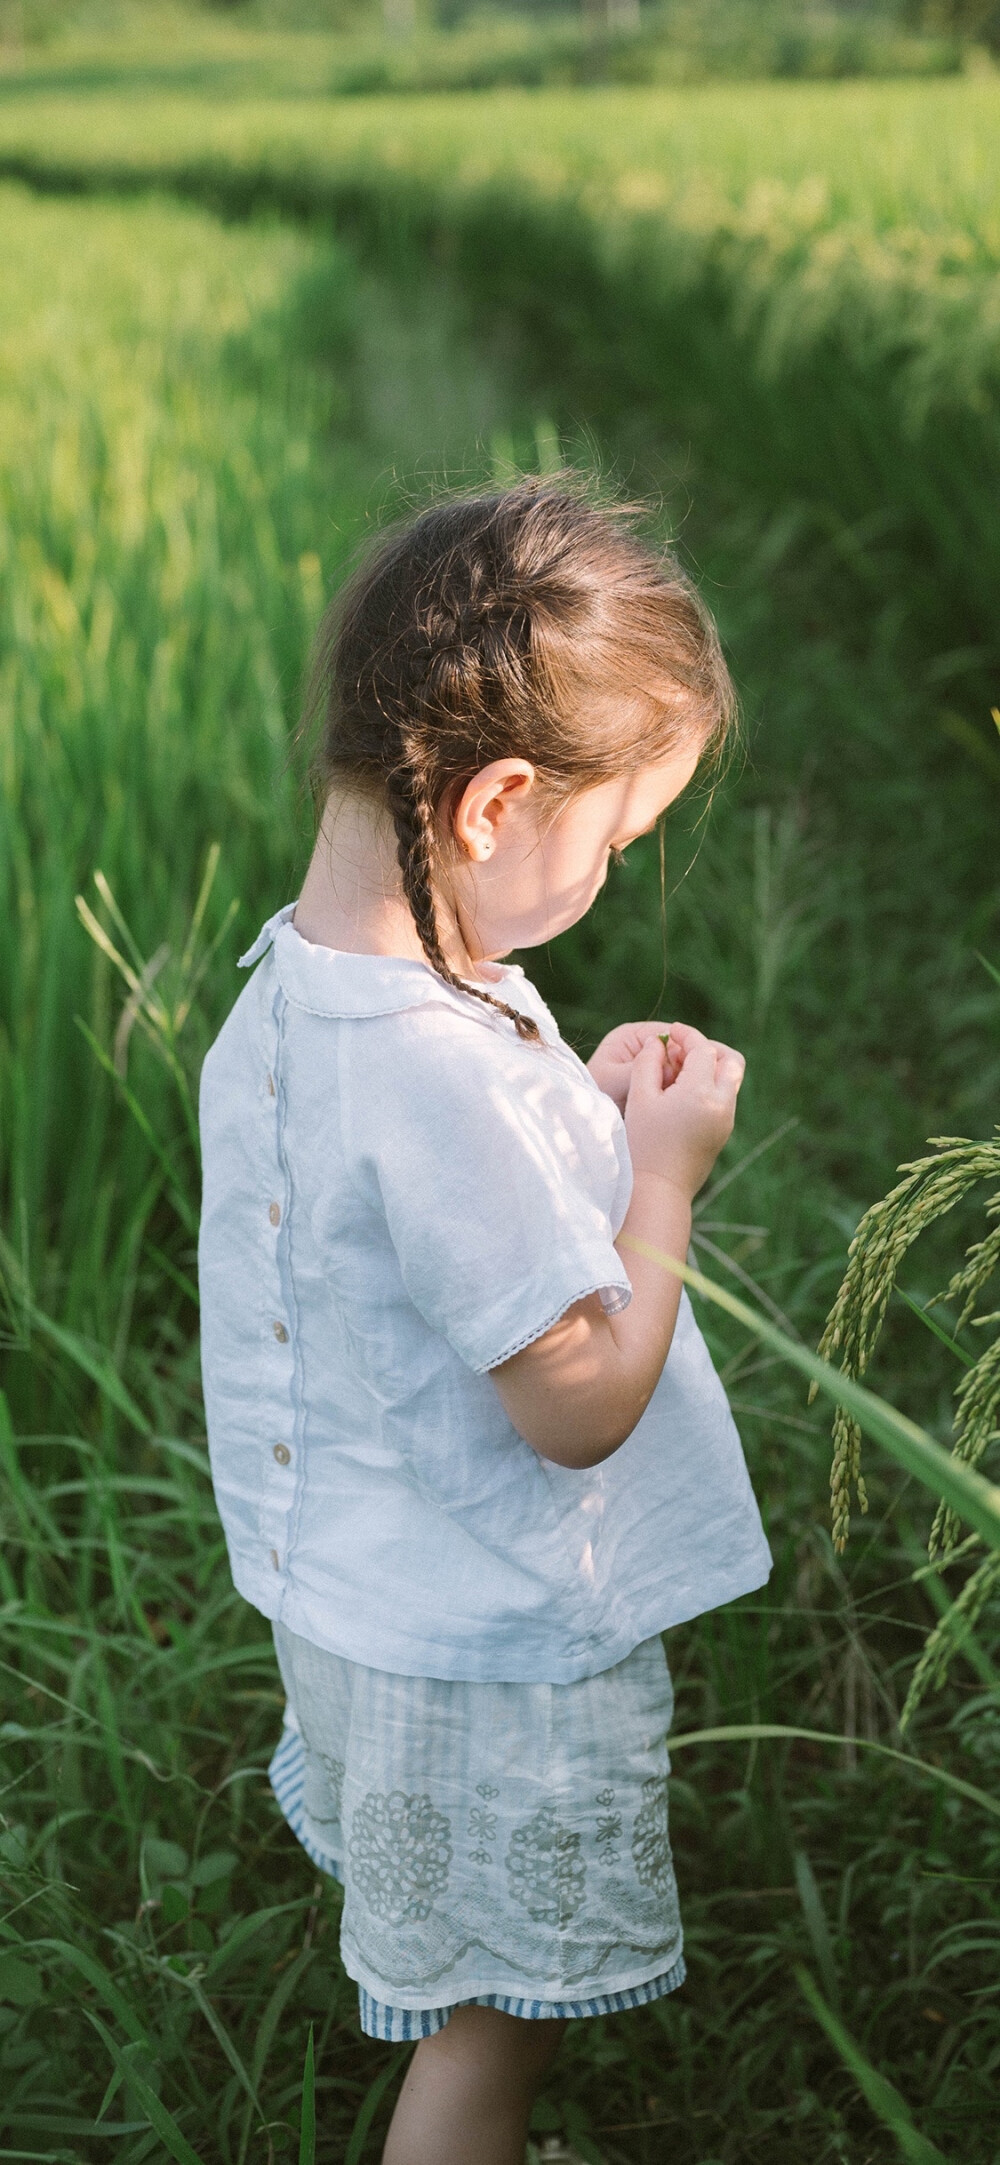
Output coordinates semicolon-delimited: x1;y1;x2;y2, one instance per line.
197;480;771;2165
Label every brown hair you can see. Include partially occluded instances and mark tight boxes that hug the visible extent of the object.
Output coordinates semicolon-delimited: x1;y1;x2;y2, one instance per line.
300;477;738;1045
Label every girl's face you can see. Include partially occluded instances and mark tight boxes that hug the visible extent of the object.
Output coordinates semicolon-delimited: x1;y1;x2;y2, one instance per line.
442;741;705;969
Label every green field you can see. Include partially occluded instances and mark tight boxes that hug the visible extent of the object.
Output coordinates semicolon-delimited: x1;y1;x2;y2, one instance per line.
1;56;999;2165
1;74;998;225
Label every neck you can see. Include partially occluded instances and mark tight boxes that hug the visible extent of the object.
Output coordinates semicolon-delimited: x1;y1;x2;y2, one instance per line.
293;788;505;983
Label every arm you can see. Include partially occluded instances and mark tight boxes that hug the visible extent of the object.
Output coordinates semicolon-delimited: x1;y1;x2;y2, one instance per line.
489;1025;745;1470
489;1171;693;1469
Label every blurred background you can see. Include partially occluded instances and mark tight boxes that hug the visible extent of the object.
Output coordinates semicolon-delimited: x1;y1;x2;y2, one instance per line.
1;4;998;2161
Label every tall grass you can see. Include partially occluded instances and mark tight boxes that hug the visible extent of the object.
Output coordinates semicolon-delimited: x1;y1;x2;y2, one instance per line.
0;76;997;706
1;175;999;2159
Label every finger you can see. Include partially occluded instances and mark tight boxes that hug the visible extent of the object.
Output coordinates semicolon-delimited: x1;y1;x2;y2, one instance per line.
627;1034;667;1094
659;1021;709;1059
713;1045;746;1089
661;1020;706;1044
670;1036;720;1089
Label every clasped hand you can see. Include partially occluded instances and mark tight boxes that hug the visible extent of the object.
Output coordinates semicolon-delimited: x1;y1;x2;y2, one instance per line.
586;1020;681;1114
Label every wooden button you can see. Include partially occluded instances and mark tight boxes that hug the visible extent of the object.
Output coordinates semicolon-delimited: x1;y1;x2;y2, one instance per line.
269;1202;281;1227
272;1443;291;1466
273;1320;289;1343
269;1548;280;1571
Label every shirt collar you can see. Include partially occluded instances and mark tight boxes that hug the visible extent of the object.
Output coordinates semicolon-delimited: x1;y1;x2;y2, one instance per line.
238;899;554;1030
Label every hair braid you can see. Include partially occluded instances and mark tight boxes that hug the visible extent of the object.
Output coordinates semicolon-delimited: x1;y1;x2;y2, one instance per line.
384;748;543;1045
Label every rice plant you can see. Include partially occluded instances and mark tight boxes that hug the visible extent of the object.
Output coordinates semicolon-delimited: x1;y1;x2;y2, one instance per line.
0;73;998;699
806;936;1000;1732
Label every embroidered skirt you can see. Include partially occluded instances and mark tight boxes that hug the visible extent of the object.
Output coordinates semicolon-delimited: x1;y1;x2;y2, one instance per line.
268;1620;685;2040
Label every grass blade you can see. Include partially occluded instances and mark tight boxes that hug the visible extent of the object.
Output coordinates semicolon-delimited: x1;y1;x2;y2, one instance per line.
618;1240;1000;1549
82;2009;207;2165
793;1851;840;2010
0;1234;151;1433
795;1966;947;2164
298;2025;316;2165
344;2046;409;2165
183;1974;264;2121
894;1285;975;1369
668;1724;1000;1821
22;1943;150;2047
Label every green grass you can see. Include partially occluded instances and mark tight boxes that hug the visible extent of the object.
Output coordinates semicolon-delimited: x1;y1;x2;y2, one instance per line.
0;74;998;226
0;75;997;699
0;103;999;2165
0;0;964;95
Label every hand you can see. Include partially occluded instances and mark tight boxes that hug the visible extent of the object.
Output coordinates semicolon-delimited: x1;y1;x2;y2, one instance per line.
623;1021;746;1200
587;1021;677;1115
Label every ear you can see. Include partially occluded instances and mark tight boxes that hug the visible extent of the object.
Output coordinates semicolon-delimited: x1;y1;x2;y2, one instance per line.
448;760;537;862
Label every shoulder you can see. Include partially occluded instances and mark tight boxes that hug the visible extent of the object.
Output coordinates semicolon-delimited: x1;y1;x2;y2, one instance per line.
346;996;625;1168
199;962;270;1102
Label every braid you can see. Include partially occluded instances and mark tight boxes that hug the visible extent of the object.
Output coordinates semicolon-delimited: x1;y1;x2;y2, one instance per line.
385;748;543;1046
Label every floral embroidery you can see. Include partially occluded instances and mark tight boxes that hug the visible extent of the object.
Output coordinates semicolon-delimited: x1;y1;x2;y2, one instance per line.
596;1811;622;1867
476;1781;499;1800
595;1787;616;1809
467;1798;499;1869
505;1805;586;1926
631;1776;673;1897
349;1790;452;1923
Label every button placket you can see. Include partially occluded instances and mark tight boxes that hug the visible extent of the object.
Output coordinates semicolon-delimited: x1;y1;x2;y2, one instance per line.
261;1003;299;1583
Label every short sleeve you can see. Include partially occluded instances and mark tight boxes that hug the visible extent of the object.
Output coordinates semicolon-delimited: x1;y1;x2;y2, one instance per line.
346;1012;634;1373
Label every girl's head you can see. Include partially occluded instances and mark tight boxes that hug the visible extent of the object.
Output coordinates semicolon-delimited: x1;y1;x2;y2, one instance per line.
301;479;738;1044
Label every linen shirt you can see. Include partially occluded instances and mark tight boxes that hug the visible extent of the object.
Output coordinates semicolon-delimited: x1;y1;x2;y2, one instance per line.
197;901;772;1683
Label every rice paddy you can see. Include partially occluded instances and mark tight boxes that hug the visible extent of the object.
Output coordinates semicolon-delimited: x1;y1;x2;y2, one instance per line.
1;56;999;2165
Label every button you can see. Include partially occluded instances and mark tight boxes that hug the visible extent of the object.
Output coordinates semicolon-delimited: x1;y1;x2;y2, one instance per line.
268;1202;281;1227
269;1547;280;1571
266;1073;275;1097
273;1320;289;1343
273;1442;291;1466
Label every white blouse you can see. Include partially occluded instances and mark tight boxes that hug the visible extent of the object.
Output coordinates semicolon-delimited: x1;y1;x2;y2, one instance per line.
197;902;772;1683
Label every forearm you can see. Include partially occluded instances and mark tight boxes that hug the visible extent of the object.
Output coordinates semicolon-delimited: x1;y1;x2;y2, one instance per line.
557;1173;692;1466
489;1172;692;1470
605;1171;693;1431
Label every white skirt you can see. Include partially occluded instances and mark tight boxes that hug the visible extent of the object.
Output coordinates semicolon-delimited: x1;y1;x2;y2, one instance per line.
268;1621;685;2040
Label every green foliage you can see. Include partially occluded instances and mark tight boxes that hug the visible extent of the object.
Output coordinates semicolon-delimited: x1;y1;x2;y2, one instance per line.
0;78;998;714
1;82;999;2162
0;0;966;85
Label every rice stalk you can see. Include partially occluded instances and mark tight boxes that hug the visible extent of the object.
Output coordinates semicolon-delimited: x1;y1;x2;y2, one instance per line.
804;1128;1000;1552
899;1546;1000;1734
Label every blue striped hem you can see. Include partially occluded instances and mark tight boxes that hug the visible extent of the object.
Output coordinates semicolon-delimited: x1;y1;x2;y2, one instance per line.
357;1959;687;2040
268;1721;685;2042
